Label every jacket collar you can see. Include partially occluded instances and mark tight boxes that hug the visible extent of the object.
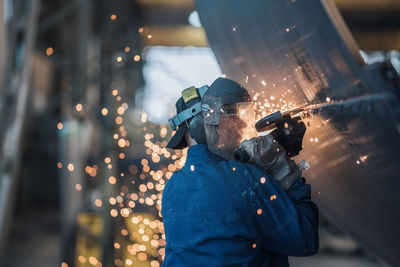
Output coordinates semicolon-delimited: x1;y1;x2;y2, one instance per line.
186;144;224;163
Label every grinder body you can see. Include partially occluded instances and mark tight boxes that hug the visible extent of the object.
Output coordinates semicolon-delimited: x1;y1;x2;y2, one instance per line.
234;109;306;162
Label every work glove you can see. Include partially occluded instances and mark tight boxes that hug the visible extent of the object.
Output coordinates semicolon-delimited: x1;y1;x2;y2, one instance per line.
239;135;301;190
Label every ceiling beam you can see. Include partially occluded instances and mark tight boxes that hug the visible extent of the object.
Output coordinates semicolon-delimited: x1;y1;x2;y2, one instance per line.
335;0;400;13
352;30;400;51
137;1;400;51
141;26;208;47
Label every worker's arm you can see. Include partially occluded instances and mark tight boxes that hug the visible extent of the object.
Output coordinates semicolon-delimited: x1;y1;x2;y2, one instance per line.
239;135;318;255
248;174;319;257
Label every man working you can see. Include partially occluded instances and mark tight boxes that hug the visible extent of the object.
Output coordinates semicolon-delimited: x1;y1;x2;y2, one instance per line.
162;78;319;266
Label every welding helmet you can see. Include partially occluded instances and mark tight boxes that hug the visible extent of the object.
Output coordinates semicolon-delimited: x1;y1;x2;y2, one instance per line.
201;78;257;160
167;85;209;149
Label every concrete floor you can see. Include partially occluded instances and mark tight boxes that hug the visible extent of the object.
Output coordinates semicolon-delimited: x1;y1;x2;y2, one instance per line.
4;210;60;267
290;253;391;267
3;210;394;267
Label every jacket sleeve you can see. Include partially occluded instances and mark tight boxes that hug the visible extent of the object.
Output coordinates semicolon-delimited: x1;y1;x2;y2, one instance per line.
248;175;319;256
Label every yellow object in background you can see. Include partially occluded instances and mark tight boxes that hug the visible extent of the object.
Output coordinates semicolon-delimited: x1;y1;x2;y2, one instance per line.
75;213;104;267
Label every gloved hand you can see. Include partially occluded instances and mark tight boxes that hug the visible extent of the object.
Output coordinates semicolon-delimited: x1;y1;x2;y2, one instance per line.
239;135;301;190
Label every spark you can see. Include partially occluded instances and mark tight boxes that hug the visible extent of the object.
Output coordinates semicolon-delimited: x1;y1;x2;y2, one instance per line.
109;176;116;184
67;163;75;172
46;47;53;56
110;209;118;217
75;103;83;112
78;256;86;263
94;199;102;207
101;108;108;116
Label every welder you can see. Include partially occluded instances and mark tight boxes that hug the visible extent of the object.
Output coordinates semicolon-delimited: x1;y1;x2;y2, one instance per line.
162;77;319;266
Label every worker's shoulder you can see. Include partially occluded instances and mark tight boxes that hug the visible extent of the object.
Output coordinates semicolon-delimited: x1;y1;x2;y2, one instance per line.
217;159;270;177
162;165;195;193
164;168;185;188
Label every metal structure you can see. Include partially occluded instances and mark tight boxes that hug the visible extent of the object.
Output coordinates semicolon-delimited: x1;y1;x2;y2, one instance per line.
0;0;40;262
195;0;400;266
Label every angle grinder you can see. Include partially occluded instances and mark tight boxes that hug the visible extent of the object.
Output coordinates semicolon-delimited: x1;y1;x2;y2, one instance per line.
234;108;307;162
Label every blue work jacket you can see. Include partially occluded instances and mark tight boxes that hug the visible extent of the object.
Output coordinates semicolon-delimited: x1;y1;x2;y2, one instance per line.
162;144;319;266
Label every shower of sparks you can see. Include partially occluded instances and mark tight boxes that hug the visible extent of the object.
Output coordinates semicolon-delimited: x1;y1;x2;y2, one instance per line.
93;87;196;266
57;80;189;265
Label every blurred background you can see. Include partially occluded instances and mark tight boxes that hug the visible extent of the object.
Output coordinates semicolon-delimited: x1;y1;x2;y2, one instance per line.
0;0;399;266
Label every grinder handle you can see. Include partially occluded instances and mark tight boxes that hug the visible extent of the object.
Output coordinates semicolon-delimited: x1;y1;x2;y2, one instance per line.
233;148;249;163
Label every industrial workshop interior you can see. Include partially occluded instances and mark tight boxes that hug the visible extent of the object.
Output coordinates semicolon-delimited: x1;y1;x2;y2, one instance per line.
0;0;399;266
